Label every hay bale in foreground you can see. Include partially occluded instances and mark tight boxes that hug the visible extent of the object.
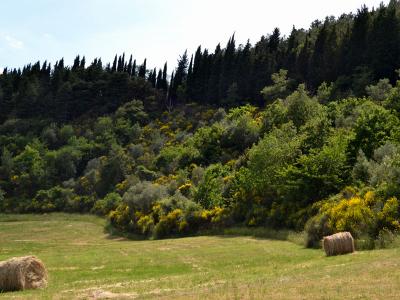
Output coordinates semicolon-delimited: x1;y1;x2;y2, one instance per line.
323;232;355;256
0;256;48;292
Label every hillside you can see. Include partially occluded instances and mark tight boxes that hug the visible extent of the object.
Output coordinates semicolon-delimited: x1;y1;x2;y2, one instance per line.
1;214;400;299
1;1;400;247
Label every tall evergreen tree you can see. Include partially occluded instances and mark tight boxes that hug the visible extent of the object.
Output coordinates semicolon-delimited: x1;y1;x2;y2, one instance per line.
111;55;117;72
138;59;147;78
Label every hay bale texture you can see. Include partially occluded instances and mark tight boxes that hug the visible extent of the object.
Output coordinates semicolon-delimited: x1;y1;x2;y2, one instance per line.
323;232;355;256
0;256;48;292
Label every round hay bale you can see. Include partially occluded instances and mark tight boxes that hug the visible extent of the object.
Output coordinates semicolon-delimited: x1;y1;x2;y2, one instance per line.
323;232;355;256
0;256;48;292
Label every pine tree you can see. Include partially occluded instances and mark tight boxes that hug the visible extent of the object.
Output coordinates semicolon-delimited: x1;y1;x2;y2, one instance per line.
269;28;281;52
127;55;133;76
156;69;162;89
138;59;147;78
161;62;168;91
72;55;80;71
148;68;157;87
80;56;86;69
132;59;137;77
111;55;117;72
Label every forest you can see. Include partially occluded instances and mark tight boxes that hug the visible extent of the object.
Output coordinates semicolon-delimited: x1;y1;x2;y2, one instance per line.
1;1;400;248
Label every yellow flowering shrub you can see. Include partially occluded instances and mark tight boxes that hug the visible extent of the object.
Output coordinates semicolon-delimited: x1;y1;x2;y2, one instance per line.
306;187;400;248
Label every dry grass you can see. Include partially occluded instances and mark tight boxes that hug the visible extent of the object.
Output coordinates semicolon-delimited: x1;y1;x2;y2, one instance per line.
0;213;399;299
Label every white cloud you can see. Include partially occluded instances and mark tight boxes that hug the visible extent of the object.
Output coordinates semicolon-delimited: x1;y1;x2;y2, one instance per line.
4;35;24;49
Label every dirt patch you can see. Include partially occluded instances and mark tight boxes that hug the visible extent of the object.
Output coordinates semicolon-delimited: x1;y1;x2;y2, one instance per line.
87;289;138;299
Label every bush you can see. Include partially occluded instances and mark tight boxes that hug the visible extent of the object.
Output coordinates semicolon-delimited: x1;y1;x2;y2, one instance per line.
305;188;400;248
156;144;200;174
92;192;122;215
352;142;400;197
153;209;185;239
58;125;74;145
67;195;96;212
115;99;149;125
31;186;74;212
194;164;230;209
136;165;157;181
304;214;332;248
221;107;260;151
122;181;167;213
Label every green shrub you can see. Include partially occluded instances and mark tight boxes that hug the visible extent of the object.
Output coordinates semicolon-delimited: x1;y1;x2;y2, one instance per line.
304;214;332;248
31;186;74;212
153;209;185;239
92;192;122;215
67;195;96;212
221;108;260;151
194;164;230;209
305;188;400;248
136;165;157;181
122;181;167;213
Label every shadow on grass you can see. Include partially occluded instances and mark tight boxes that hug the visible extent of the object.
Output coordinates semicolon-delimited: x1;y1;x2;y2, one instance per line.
103;222;147;241
104;221;306;246
200;227;306;246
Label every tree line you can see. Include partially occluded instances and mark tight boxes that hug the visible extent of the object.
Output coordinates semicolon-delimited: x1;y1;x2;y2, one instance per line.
1;1;400;123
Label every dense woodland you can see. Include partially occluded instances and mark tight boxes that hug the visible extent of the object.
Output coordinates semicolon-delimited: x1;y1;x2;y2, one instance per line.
1;1;400;247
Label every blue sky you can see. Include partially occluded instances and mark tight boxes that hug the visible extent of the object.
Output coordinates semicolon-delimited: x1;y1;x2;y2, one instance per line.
0;0;389;71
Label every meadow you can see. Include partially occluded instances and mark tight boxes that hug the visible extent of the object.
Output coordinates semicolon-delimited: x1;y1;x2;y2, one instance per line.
0;214;399;299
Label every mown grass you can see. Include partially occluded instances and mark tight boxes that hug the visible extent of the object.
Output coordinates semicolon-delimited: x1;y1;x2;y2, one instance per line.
0;213;399;299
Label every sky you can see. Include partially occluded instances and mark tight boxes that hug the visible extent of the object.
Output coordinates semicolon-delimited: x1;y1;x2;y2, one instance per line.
0;0;390;71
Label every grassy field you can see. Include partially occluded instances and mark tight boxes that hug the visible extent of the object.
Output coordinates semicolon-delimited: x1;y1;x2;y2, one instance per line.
0;214;399;299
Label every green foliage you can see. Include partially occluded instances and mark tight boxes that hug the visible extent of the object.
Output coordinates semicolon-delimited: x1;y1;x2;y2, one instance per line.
304;214;331;248
190;124;224;164
261;69;291;102
352;142;400;197
366;78;393;102
284;130;351;205
58;125;75;145
2;43;400;242
31;186;74;212
115;100;149;125
156;144;200;174
68;195;96;213
194;164;230;209
122;181;168;213
286;84;324;128
136;165;157;181
221;106;261;151
305;188;400;248
349;101;400;158
247;123;303;199
260;99;288;134
1;147;13;177
316;82;333;103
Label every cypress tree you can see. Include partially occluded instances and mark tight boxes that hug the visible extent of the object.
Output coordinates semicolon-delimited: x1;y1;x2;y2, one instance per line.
111;55;117;72
269;28;281;52
80;56;86;69
156;69;163;89
162;62;168;91
132;59;137;77
138;59;147;78
127;55;133;76
72;55;80;71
